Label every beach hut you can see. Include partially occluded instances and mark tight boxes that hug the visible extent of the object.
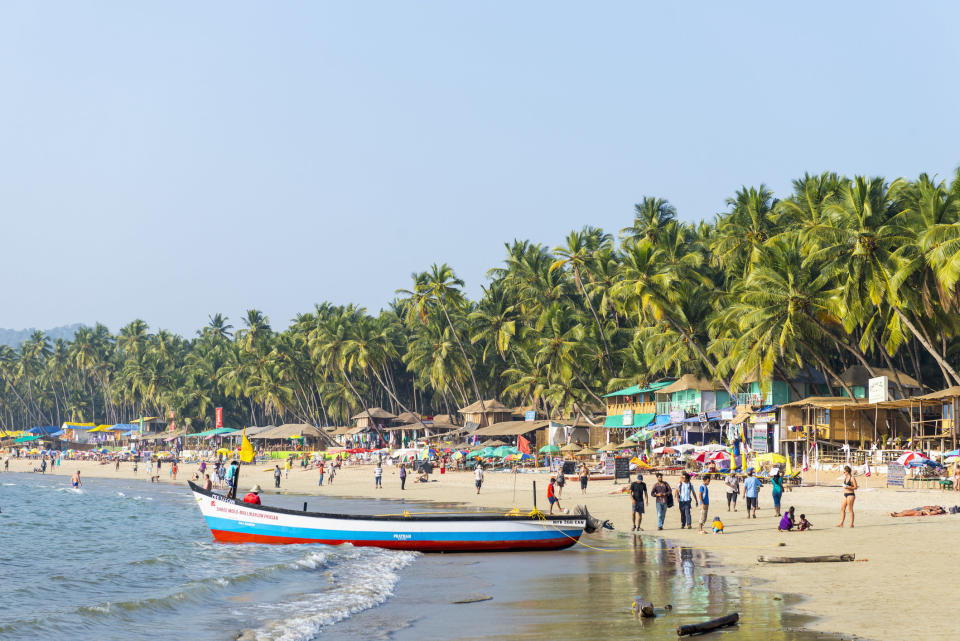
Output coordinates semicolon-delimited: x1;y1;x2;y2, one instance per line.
457;399;512;428
351;408;397;430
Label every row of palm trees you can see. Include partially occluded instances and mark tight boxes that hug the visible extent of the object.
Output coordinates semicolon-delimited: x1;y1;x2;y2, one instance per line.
3;169;960;432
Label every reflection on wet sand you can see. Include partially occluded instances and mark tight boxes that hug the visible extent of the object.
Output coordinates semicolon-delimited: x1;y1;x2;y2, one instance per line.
456;534;828;641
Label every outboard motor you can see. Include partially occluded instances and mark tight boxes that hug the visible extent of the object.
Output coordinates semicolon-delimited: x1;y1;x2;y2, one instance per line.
574;504;613;532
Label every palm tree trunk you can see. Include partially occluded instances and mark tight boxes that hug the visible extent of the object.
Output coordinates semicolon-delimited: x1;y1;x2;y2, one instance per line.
812;354;860;403
438;301;486;414
874;337;908;399
575;267;614;374
367;367;432;433
664;315;734;396
894;306;960;386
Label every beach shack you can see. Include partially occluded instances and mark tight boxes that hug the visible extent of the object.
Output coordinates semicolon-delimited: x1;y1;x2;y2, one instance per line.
777;396;915;461
736;368;829;407
872;386;960;453
458;399;512;428
835;366;922;401
602;380;671;444
655;375;729;415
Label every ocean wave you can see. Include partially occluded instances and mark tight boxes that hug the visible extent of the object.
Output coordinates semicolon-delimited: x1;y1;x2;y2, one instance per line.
249;548;418;641
75;548;336;618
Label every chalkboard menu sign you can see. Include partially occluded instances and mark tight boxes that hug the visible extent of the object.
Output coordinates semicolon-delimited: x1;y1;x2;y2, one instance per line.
561;460;577;476
614;456;631;480
886;462;905;487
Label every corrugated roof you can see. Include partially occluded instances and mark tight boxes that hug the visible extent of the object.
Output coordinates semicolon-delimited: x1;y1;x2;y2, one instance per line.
603;380;675;397
471;420;551;436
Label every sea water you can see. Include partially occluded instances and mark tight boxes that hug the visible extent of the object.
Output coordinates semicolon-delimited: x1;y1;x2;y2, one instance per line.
0;474;826;641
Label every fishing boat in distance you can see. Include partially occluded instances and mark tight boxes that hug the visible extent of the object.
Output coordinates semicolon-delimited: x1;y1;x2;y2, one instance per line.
187;481;586;552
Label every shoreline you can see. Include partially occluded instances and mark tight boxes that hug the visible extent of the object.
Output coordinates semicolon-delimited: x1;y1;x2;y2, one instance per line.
7;458;960;641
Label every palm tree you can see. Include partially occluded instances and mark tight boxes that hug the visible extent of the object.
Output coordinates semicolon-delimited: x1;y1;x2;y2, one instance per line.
550;227;615;373
398;264;485;413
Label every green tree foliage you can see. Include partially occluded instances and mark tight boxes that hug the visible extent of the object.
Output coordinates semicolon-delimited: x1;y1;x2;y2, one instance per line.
2;171;960;431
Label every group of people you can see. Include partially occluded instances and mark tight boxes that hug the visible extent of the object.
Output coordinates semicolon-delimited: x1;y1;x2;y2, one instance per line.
624;464;859;534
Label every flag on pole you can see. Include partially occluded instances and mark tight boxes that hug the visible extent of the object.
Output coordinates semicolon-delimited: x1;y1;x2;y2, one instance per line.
240;427;255;463
517;435;531;455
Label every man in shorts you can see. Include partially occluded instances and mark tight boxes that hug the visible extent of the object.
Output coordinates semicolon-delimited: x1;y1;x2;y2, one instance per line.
475;462;484;494
629;473;648;531
744;469;762;518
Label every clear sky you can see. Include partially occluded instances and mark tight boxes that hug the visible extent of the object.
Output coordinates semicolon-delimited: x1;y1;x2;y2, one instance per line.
2;2;958;336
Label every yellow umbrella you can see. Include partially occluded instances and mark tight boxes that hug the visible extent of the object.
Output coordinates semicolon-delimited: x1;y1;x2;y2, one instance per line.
756;452;788;466
559;443;582;453
576;447;599;456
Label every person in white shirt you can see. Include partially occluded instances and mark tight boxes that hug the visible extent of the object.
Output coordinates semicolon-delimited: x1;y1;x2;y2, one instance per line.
375;464;383;489
475;463;484;494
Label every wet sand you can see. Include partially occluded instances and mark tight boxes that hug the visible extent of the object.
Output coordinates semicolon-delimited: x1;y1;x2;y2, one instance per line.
9;457;959;641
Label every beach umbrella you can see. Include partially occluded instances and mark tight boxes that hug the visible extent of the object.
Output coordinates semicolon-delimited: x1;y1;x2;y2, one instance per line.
421;447;438;459
895;451;928;466
692;451;710;463
559;443;582;453
629;429;654;442
943;449;959;458
598;442;621;452
482;439;508;447
652;446;677;454
539;444;561;454
576;447;598;457
702;443;727;452
677;444;696;454
907;458;939;468
492;446;518;458
756;452;788;466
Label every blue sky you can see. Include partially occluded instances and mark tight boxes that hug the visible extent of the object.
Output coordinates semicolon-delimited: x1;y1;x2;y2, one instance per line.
1;2;958;335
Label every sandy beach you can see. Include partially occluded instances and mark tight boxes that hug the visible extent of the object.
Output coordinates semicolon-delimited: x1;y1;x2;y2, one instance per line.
9;457;958;641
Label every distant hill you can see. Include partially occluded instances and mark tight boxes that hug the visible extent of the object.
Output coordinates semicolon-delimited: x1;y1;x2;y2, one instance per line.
0;323;86;348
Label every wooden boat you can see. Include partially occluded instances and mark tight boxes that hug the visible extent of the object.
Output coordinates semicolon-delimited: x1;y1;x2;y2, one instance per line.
187;482;586;552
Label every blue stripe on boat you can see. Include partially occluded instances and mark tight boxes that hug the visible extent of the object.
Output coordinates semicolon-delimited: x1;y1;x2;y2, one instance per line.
203;516;580;542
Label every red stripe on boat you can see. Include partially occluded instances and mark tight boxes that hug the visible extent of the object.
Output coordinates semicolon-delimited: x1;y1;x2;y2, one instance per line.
209;529;579;552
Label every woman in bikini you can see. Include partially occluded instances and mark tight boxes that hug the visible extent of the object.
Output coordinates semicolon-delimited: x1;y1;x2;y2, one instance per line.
837;465;857;527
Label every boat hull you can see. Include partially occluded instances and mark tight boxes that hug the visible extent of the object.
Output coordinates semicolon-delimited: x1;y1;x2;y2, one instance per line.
188;482;585;553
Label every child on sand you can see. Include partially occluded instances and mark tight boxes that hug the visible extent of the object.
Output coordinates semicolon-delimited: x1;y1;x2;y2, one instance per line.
712;516;724;533
798;514;812;531
547;477;561;514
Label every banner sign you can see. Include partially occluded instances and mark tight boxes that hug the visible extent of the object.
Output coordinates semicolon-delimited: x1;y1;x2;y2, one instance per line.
524;410;536;422
886;462;905;487
751;425;768;453
614;456;631;480
869;376;889;404
669;410;685;423
623;409;634;426
215;407;223;428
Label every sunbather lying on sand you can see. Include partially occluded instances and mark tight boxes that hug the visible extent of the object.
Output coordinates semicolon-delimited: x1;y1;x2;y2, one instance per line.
890;506;946;517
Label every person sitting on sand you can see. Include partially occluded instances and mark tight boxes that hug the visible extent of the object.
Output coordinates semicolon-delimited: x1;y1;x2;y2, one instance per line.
243;484;263;505
778;506;796;532
712;516;724;533
798;514;812;531
890;505;947;517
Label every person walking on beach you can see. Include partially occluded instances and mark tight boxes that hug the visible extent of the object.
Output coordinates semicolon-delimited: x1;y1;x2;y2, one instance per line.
697;477;710;534
771;468;784;517
285;457;291;480
725;473;739;511
837;465;857;528
399;463;406;490
475;463;484;494
274;465;282;488
629;473;648;531
675;472;698;529
317;461;325;487
579;464;589;495
651;473;671;530
555;469;565;497
115;457;120;472
171;459;178;481
744;469;761;519
40;458;47;474
375;462;383;488
547;477;561;514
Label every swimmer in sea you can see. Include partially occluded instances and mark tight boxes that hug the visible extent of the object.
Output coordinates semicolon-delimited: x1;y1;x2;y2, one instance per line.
71;470;82;489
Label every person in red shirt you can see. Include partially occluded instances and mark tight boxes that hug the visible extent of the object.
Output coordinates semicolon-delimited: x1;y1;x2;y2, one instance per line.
243;484;262;505
547;477;562;514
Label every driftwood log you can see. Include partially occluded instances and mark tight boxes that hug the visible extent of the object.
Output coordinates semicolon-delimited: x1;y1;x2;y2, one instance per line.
757;554;855;563
677;613;739;636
